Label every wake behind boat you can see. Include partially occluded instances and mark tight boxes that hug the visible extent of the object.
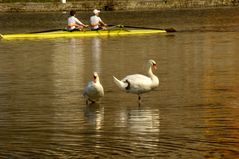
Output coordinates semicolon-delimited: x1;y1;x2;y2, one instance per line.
0;26;170;40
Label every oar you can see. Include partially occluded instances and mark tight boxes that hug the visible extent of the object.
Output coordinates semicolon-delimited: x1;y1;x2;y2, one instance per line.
107;25;120;30
108;24;176;32
29;28;65;34
106;25;130;32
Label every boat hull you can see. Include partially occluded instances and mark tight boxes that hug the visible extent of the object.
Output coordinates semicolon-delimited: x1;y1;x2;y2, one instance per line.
1;29;166;39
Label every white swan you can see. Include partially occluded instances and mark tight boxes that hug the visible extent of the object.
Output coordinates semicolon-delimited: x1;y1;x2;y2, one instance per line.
83;72;104;104
113;59;159;103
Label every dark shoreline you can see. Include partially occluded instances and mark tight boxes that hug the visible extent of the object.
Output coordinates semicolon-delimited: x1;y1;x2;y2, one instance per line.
0;1;238;12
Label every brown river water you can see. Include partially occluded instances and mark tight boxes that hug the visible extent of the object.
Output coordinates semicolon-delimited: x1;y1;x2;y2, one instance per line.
0;7;239;158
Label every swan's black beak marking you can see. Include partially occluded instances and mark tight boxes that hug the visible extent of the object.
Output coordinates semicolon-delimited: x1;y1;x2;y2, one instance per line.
153;63;157;70
93;75;97;83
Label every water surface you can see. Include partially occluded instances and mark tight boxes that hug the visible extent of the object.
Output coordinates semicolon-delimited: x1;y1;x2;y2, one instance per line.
0;8;239;158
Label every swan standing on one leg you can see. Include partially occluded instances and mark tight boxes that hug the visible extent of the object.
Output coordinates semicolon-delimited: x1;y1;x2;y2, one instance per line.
113;59;159;104
83;72;104;104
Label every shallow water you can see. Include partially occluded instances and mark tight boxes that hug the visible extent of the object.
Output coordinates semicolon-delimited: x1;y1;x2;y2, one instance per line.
0;8;239;158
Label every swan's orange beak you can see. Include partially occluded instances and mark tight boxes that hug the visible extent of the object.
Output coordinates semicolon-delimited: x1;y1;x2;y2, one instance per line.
153;64;157;70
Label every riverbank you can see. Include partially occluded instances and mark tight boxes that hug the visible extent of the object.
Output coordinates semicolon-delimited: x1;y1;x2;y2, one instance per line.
0;0;238;12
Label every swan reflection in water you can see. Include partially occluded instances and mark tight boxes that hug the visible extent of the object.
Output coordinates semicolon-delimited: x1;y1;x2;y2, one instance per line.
116;106;161;133
83;103;160;133
84;103;104;130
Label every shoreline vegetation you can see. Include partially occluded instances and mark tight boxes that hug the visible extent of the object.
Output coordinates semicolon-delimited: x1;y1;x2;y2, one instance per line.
0;0;238;12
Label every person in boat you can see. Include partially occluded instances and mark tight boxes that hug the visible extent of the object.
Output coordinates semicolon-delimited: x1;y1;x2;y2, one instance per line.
67;10;88;31
90;9;107;31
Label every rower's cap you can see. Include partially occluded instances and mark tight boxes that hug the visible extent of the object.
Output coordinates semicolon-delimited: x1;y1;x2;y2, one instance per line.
93;9;100;14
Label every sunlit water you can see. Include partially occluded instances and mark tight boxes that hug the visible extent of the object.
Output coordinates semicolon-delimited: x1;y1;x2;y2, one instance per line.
0;8;239;158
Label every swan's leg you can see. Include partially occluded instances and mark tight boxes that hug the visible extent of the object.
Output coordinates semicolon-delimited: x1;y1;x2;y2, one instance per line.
137;95;142;106
138;95;141;105
89;99;95;104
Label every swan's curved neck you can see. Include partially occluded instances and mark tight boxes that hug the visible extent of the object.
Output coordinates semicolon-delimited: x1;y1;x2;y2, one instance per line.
147;64;159;88
95;78;100;83
147;65;154;78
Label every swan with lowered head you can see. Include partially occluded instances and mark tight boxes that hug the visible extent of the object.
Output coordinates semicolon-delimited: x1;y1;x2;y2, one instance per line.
83;72;104;104
113;59;159;103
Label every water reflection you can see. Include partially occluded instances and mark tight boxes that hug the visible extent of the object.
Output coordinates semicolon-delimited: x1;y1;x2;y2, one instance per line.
0;9;239;158
49;38;86;130
84;103;104;130
52;38;85;94
91;38;102;73
117;108;161;133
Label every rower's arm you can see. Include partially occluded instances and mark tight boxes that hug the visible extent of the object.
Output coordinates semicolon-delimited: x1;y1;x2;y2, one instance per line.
75;17;84;25
99;20;107;26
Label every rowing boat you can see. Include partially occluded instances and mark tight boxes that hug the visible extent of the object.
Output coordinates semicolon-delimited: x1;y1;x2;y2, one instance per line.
0;29;167;40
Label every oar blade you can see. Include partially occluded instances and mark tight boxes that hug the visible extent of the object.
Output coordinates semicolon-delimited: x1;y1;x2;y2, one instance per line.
165;28;176;32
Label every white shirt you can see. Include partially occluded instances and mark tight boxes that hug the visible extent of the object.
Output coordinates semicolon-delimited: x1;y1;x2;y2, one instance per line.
68;16;83;30
90;15;103;29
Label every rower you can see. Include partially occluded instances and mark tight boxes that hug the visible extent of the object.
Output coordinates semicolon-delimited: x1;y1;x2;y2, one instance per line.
90;9;107;31
67;10;88;31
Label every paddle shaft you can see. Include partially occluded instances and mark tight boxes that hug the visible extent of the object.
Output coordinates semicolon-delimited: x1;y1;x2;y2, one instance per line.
108;24;176;32
29;28;65;34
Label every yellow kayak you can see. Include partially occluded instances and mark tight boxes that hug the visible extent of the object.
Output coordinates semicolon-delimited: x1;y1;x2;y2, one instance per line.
0;29;167;40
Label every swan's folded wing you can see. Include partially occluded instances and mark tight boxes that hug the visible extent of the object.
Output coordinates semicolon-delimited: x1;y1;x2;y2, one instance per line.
83;81;93;96
122;74;152;93
97;83;104;97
